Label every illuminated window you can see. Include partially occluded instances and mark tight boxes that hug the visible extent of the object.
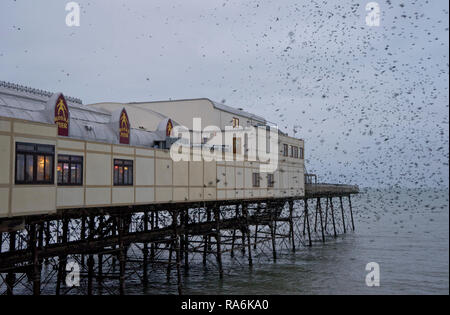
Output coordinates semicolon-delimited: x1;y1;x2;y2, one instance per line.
252;172;260;187
57;155;83;185
232;117;239;128
15;142;54;185
114;159;133;186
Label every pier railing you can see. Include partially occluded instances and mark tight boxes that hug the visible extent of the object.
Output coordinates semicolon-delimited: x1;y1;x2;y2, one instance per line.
305;183;359;197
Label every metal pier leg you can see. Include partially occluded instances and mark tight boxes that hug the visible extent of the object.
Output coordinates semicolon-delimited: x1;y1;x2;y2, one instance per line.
240;205;246;255
167;240;174;281
304;199;312;247
45;222;51;264
318;198;325;243
324;198;329;230
348;196;355;231
314;200;318;232
118;214;126;295
270;205;277;262
243;203;253;267
81;215;86;268
340;197;346;234
143;210;149;286
330;197;337;238
303;201;307;236
184;209;189;274
97;216;104;284
203;207;210;266
214;206;224;279
30;224;41;296
254;203;260;250
289;200;296;252
6;231;16;295
87;215;95;295
56;218;68;295
230;205;238;258
171;210;182;295
150;211;155;261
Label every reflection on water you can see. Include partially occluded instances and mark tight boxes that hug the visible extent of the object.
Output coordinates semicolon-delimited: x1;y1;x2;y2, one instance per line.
127;188;449;295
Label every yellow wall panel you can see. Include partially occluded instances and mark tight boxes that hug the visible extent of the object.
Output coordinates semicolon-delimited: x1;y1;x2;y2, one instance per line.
155;159;172;186
189;161;203;187
13;122;56;137
11;187;56;215
85;188;111;205
203;161;216;187
0;135;10;184
204;187;216;200
136;157;154;186
57;187;84;207
86;142;111;153
173;161;188;186
0;120;11;132
136;187;154;203
0;188;9;217
112;187;134;204
86;153;111;185
155;187;172;202
173;187;189;201
189;187;203;201
57;139;84;150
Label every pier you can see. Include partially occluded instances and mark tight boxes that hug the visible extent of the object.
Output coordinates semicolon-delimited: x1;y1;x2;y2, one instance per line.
0;183;358;295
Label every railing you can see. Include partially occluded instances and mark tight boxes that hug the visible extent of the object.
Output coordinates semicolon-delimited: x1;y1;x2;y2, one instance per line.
305;183;360;196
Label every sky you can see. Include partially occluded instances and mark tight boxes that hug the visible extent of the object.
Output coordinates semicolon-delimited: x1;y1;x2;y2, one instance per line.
0;0;448;188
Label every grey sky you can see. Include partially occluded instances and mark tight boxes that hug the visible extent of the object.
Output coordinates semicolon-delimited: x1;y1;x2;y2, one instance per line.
1;0;448;188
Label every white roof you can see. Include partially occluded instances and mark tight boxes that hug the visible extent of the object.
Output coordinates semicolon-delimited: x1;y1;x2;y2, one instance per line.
0;81;160;147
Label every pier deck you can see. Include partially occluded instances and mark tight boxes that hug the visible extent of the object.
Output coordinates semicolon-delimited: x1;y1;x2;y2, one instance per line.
305;183;359;198
0;184;359;295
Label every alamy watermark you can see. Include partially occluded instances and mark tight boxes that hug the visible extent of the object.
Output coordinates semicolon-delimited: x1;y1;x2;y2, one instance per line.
65;261;80;287
365;262;380;287
169;118;279;173
365;2;381;27
65;2;80;27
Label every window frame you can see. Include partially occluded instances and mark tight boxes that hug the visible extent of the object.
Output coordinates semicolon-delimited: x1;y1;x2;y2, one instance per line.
299;147;304;159
232;117;239;128
292;146;299;158
113;159;134;186
57;155;84;186
15;142;55;185
252;172;260;188
267;173;274;188
282;144;289;157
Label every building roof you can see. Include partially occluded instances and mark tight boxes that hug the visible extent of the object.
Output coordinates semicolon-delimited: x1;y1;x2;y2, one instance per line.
0;81;162;147
210;100;266;125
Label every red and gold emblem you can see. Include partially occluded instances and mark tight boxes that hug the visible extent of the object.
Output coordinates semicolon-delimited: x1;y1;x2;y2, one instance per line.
119;109;130;144
54;94;69;136
166;119;173;137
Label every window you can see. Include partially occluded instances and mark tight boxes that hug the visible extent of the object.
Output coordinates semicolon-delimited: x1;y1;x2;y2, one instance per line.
291;146;299;158
299;147;304;159
233;137;241;155
114;159;134;186
232;117;239;128
282;144;289;157
267;174;274;188
57;155;83;185
15;142;55;185
252;172;260;187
